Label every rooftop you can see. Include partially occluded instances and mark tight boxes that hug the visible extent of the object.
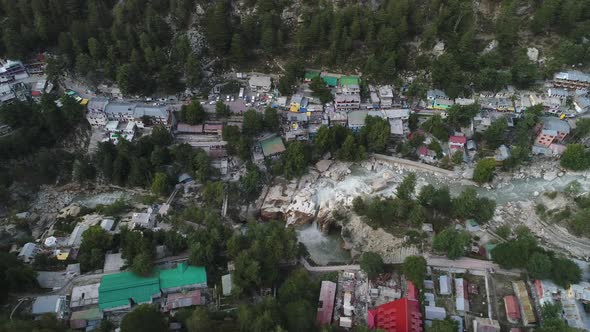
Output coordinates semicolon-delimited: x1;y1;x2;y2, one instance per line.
260;136;286;157
340;76;360;86
159;262;207;291
542;117;570;134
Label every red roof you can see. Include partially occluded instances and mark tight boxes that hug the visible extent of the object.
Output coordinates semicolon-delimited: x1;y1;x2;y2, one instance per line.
534;280;543;299
407;280;418;300
316;281;336;326
449;136;467;144
368;309;377;329
375;298;423;332
31;90;42;97
504;295;521;322
418;146;428;156
164;290;201;312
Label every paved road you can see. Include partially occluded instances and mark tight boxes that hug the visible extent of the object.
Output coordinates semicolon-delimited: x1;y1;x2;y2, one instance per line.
426;255;521;276
299;258;360;272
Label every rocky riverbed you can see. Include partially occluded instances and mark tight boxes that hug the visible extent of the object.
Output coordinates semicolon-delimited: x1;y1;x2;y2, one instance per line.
259;156;590;264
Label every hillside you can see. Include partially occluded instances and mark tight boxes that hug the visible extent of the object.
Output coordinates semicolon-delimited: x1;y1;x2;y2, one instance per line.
0;0;589;97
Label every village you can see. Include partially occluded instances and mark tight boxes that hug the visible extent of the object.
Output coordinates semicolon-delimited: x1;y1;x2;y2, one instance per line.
0;51;587;332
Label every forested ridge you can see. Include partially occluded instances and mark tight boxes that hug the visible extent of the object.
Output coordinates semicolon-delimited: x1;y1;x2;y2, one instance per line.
1;0;590;96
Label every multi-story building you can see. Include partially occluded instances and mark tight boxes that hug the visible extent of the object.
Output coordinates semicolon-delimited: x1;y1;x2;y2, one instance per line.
334;93;360;111
368;298;423;332
534;117;570;147
553;71;590;89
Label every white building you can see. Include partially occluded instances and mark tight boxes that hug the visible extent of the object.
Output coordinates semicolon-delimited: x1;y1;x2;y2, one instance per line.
131;208;156;229
68;223;90;247
455;278;469;312
439;275;451;295
248;75;272;93
18;242;40;263
70;283;100;308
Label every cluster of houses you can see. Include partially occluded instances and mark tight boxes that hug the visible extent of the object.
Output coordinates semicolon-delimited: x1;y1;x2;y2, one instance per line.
87;97;171;144
0;57;58;105
312;261;590;332
30;262;208;330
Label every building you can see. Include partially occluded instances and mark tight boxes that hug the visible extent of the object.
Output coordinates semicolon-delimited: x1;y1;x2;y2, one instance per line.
162;289;202;312
431;98;454;110
534;117;570;147
455;278;469;313
159;262;207;293
328;112;348;127
449;136;467;152
504;295;521;324
103;101;170;126
67;223;90;247
321;74;339;87
574;94;590;114
512;281;536;326
382;109;410;135
427;89;448;101
260;136;286;158
439;275;451;295
248;75;272;92
100;219;115;231
131;208;156;229
0;60;28;82
425;306;446;321
553;71;590;89
290;94;303;113
71;283;100;308
407;281;418;301
340;76;360;94
334;93;360;111
99;271;161;311
98;263;207;312
304;71;320;83
348;110;368;132
455;98;475;106
32;295;68;319
316;281;336;326
378;86;394;108
370;298;423;332
18;242;40;263
70;307;102;330
547;88;569;99
222;274;233;296
472;317;500;332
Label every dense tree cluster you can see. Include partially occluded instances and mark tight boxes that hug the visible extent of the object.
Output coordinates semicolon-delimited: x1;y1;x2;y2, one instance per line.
433;228;471;260
0;252;38;301
227;221;298;295
1;1;589;97
492;231;581;288
360;252;384;279
78;225;113;272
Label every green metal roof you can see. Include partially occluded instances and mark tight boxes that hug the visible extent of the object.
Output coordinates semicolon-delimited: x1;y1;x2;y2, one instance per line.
322;76;338;87
70;307;102;321
98;271;160;310
304;71;320;80
340;76;359;86
260;136;286;156
160;262;207;290
98;263;208;310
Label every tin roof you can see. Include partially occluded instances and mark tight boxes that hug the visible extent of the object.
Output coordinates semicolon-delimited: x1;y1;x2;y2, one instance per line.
159;262;207;290
98;271;160;310
260;136;286;156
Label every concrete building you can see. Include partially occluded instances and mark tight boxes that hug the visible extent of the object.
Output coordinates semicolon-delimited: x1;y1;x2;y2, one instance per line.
439;275;451;295
378;86;394;108
347;110;368;132
18;242;40;263
131;208;155;229
472;317;500;332
32;295;68;319
316;281;337;326
98;262;207;312
553;71;590;89
71;283;100;308
504;295;521;324
67;223;90;247
513;281;536;326
368;298;423;332
535;117;570;147
455;278;469;313
334;93;361;111
248;75;272;92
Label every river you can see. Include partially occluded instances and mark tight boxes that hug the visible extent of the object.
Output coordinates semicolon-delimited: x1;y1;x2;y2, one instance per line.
295;162;590;265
